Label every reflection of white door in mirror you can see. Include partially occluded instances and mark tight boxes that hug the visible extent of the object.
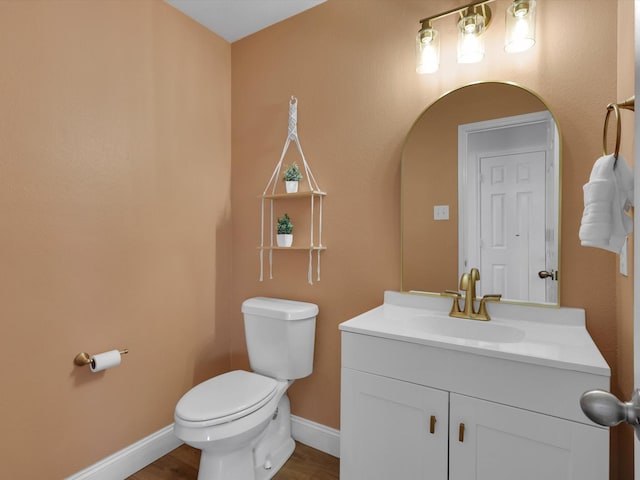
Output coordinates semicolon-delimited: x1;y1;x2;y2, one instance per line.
459;111;559;304
479;151;546;301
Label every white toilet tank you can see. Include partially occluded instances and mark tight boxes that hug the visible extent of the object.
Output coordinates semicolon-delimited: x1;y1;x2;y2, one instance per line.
241;297;318;380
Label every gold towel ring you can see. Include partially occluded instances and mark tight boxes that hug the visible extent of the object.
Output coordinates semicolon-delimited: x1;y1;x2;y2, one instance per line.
602;96;635;167
602;103;622;161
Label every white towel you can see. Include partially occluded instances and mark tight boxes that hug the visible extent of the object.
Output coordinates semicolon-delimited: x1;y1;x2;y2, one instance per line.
579;153;634;253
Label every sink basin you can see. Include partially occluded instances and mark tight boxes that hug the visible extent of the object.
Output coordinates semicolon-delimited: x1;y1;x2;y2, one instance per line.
402;314;526;343
339;291;610;376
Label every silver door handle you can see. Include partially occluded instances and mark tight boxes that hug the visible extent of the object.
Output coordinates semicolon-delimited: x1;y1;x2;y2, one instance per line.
580;389;640;439
538;270;558;280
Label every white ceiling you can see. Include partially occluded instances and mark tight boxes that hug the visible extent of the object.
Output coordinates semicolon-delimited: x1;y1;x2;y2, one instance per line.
165;0;326;43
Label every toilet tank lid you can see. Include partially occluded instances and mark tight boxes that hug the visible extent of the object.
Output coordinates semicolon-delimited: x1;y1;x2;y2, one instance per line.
242;297;318;320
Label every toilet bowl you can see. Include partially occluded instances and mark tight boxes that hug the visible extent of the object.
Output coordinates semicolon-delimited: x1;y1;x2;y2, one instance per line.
173;297;318;480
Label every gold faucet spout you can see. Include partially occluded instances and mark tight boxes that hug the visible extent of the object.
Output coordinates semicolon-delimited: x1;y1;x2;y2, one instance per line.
458;273;471;315
459;268;480;316
469;267;479;307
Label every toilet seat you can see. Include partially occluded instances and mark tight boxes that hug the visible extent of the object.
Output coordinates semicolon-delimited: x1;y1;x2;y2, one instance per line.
175;370;278;427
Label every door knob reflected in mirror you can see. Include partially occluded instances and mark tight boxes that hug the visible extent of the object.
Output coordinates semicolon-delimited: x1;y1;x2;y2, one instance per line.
580;389;640;440
538;270;558;280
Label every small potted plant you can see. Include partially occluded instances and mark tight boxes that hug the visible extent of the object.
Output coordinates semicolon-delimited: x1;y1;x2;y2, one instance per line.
282;162;303;193
276;213;294;247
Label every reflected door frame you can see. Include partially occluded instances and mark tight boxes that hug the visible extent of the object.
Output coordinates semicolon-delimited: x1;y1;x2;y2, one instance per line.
458;111;559;303
632;1;639;477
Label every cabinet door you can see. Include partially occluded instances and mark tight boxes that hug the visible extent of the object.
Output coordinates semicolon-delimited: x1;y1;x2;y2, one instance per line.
340;368;449;480
449;393;608;480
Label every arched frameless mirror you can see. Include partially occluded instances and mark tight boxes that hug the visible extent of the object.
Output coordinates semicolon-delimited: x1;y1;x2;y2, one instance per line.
401;82;561;306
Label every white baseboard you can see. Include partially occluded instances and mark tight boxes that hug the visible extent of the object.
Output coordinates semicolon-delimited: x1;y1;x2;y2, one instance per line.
291;414;340;458
65;416;339;480
65;424;182;480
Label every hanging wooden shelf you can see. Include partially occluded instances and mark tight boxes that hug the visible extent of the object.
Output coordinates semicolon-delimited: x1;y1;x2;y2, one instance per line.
259;97;326;285
260;190;327;200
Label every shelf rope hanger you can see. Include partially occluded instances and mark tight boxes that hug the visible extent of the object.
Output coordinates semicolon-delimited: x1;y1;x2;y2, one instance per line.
259;97;324;284
262;97;321;196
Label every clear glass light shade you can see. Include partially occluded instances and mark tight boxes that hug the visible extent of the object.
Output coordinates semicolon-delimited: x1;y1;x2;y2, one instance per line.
416;28;440;74
505;0;536;53
457;14;486;64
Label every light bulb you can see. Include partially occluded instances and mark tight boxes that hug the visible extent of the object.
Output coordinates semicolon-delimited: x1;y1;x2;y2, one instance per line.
416;28;440;74
458;14;485;64
505;0;536;53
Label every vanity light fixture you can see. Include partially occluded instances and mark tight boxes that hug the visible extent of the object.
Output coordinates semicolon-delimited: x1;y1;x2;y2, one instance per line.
416;0;536;74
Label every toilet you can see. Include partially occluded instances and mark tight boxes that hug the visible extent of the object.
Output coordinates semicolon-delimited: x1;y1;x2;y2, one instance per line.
173;297;318;480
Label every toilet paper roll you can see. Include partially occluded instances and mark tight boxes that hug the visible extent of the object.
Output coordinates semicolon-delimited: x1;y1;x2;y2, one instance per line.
90;350;122;372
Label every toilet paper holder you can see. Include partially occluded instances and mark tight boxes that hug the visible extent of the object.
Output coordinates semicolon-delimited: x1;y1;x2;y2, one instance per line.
74;349;129;367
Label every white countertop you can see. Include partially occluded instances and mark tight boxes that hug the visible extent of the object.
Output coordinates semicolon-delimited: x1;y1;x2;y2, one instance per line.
339;291;610;377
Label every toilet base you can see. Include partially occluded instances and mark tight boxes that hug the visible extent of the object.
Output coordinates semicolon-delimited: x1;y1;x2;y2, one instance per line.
253;394;295;480
195;394;296;480
254;437;295;480
198;446;255;480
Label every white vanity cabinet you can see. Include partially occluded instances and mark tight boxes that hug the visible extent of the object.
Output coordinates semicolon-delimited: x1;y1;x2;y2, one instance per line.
341;369;449;479
449;393;607;480
339;292;611;480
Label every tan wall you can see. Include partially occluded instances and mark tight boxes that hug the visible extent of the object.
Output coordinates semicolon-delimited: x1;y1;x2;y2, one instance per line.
1;0;632;478
0;1;232;478
231;0;621;468
613;1;635;478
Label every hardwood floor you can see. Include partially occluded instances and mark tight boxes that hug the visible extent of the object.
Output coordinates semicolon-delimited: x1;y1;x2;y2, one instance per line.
127;442;340;480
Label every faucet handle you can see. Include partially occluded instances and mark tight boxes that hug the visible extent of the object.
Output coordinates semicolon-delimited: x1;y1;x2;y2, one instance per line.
441;290;462;314
476;294;502;321
481;294;502;301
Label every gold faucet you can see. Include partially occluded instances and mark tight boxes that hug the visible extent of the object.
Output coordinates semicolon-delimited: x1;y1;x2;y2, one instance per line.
442;268;501;321
460;268;480;317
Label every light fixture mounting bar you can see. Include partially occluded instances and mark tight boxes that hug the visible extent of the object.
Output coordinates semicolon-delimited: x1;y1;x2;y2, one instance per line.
419;0;495;27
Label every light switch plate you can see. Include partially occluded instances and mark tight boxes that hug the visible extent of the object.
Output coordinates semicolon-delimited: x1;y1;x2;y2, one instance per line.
434;205;449;221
